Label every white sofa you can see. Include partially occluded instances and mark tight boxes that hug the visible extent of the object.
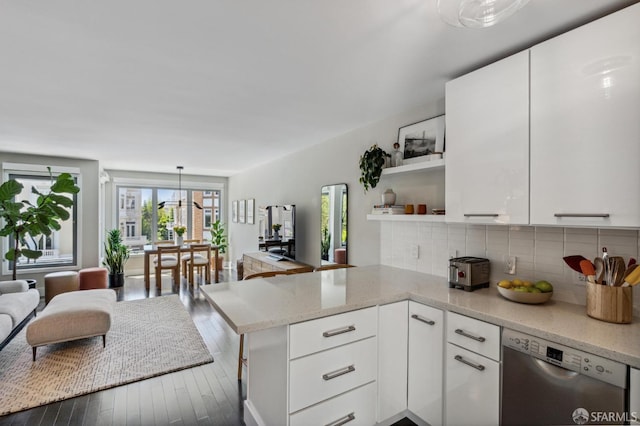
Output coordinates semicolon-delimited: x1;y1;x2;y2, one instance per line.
0;280;40;349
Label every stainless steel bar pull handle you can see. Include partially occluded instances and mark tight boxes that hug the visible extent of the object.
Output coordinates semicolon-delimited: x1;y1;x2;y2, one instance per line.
554;213;610;218
455;328;486;342
325;412;355;426
322;365;355;381
464;213;499;217
323;325;356;338
411;314;435;325
454;354;485;371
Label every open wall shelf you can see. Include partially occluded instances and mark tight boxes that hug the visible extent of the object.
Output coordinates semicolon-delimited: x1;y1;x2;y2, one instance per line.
381;159;445;176
366;214;446;223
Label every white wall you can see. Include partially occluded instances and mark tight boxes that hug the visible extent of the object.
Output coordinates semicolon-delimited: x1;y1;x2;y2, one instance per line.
0;152;100;285
227;100;445;268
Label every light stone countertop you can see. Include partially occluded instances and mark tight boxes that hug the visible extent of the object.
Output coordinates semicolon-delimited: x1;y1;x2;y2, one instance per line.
200;264;640;368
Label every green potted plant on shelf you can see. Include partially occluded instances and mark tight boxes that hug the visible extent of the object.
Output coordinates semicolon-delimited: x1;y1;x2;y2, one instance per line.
0;168;80;280
102;228;130;288
359;144;390;192
209;220;227;270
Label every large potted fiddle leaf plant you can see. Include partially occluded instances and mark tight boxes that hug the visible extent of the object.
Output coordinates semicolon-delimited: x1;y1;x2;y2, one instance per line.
0;168;80;280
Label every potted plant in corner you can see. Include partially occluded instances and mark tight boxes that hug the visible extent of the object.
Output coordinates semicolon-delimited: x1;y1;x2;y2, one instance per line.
0;167;80;280
102;228;130;288
359;144;390;192
209;220;227;271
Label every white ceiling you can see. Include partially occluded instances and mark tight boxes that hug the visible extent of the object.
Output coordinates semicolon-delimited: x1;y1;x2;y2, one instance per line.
0;0;637;176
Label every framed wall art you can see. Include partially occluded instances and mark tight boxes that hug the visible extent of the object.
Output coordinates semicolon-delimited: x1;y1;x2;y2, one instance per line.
239;199;246;224
232;200;238;223
397;114;445;165
247;199;255;224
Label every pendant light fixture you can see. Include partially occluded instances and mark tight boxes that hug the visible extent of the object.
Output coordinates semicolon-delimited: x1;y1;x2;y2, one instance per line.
437;0;530;28
157;166;203;214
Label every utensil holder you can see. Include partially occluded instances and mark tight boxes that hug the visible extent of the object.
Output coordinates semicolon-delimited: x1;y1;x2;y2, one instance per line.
586;282;632;324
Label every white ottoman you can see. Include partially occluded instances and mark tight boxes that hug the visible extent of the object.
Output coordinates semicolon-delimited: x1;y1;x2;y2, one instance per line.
26;289;116;361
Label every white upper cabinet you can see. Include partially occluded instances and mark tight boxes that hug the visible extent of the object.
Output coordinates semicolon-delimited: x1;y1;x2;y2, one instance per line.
445;50;530;225
530;3;640;227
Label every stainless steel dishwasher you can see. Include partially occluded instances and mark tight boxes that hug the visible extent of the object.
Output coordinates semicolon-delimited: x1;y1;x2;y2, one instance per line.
502;328;628;425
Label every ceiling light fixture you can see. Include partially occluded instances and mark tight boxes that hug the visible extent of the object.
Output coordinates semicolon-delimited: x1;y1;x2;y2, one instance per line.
437;0;530;28
157;166;203;221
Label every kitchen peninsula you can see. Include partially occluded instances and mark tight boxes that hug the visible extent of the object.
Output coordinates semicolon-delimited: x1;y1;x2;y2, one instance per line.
201;265;640;426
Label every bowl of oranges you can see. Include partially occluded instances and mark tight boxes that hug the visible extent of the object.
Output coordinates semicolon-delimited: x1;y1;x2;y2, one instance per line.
497;278;553;304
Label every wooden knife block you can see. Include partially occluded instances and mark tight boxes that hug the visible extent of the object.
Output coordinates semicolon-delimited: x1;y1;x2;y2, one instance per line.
586;282;633;324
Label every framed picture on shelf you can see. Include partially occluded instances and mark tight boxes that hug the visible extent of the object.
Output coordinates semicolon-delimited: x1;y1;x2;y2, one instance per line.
232;200;238;223
239;199;246;224
247;199;255;224
398;114;445;165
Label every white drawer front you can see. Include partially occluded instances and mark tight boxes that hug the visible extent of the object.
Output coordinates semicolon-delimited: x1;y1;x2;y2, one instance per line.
290;382;377;426
289;337;377;413
446;311;500;361
289;306;377;359
445;343;500;426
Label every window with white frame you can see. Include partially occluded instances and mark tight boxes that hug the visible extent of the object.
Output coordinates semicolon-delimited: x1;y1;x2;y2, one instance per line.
115;185;222;251
2;166;79;275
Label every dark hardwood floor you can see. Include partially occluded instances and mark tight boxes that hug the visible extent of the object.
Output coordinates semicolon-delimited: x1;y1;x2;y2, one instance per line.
0;270;246;426
1;270;420;426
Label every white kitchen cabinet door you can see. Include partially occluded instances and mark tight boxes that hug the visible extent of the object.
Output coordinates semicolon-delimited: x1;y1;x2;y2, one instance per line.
407;302;443;425
631;367;640;425
530;3;640;227
445;50;529;225
445;343;500;426
377;301;408;422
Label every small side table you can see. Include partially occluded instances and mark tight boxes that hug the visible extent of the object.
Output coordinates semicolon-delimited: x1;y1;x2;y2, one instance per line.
26;279;37;289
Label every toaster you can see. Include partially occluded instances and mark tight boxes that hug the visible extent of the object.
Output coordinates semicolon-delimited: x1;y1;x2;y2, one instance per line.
449;256;490;291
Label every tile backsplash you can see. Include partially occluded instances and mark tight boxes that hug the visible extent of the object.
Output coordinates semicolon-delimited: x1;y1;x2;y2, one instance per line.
380;222;640;315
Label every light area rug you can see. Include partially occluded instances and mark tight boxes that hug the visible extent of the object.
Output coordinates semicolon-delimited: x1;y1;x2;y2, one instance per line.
0;295;214;416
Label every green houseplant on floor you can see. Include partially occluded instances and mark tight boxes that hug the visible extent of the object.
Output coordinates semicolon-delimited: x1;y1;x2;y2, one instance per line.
209;220;227;270
0;168;80;280
102;228;130;287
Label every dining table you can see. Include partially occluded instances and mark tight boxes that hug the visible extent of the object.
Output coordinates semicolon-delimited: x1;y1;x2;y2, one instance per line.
143;243;219;291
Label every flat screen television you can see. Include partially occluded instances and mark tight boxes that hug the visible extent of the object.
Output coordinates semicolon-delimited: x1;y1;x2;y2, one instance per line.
258;204;296;259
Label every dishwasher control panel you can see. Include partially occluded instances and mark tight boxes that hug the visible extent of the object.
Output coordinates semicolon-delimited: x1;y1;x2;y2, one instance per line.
502;329;627;388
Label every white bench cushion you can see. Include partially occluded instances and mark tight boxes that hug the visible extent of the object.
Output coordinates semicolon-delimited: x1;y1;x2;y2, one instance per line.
26;289;116;347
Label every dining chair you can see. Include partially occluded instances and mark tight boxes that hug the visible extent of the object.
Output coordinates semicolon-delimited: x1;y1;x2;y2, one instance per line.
186;244;211;287
181;239;202;278
153;245;181;291
314;264;355;272
238;270;293;381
